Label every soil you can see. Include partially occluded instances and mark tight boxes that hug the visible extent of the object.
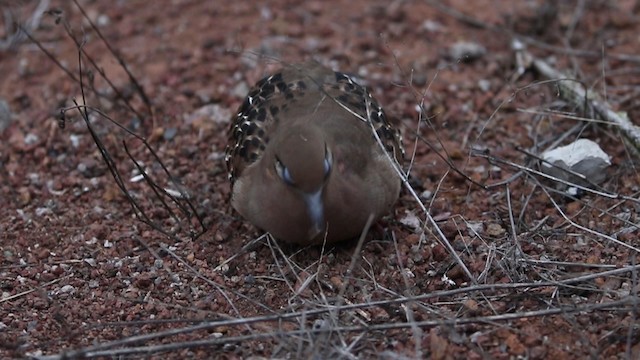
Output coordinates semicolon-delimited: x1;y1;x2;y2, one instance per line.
1;0;640;359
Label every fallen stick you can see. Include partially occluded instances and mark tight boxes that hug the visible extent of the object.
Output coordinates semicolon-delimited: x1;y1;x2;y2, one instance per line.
512;39;640;151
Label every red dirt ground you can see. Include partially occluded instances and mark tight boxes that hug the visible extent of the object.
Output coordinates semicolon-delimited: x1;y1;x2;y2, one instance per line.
1;0;640;358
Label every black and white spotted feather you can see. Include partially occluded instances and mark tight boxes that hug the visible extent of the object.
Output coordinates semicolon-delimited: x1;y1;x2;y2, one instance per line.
225;62;403;183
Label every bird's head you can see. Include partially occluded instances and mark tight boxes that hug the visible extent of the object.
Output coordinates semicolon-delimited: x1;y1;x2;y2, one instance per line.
267;124;333;240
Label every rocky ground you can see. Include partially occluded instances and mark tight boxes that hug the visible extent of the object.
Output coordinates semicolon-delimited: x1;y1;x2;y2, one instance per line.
1;0;640;358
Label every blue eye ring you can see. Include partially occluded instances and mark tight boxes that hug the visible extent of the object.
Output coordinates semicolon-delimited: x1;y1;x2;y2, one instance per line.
323;146;332;179
275;157;295;186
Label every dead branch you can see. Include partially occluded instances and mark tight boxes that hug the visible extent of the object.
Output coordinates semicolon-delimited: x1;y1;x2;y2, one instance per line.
513;39;640;151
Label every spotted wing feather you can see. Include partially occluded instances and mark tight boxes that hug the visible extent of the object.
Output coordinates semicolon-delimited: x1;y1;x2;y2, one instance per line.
326;72;404;163
225;72;287;182
225;63;404;183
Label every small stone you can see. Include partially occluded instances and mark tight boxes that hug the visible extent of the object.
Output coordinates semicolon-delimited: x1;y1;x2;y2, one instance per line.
163;127;177;141
329;275;343;289
84;258;97;267
35;207;53;217
77;159;105;178
36;248;50;259
97;14;110;27
422;20;442;32
477;79;491;92
466;221;484;235
232;81;250;99
24;133;39;145
59;285;75;294
541;138;611;187
399;211;422;230
449;41;486;62
0;98;12;132
184;104;231;125
486;223;505;237
464;299;479;311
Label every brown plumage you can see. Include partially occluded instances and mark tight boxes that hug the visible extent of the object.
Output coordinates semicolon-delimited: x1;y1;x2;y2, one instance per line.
225;61;403;245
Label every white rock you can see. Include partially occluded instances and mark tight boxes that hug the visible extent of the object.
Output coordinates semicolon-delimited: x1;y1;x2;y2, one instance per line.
399;211;422;230
59;285;76;294
449;41;486;61
466;221;484;235
541;139;611;187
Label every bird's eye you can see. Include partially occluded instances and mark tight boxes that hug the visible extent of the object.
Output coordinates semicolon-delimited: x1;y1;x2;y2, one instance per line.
323;146;332;179
275;157;295;186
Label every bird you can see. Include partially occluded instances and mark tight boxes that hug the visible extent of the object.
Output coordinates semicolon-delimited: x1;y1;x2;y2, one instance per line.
225;61;403;245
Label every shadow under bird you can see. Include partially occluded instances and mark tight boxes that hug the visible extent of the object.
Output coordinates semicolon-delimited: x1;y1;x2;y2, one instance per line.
225;61;404;245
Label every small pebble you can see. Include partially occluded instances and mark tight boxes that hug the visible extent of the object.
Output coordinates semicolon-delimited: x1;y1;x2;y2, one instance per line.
0;98;12;132
449;41;486;62
163;127;177;141
420;190;432;200
154;259;164;269
59;285;76;294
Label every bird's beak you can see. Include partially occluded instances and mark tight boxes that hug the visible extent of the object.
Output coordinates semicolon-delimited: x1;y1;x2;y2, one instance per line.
304;189;325;240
